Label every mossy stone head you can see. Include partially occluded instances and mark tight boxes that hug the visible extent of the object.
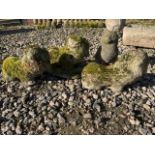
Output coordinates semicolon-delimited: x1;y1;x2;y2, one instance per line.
66;35;89;57
22;46;51;75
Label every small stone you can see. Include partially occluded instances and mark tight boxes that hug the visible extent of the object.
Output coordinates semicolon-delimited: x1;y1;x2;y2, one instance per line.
143;104;150;111
68;96;74;102
111;101;117;107
27;81;34;86
92;94;98;99
68;101;75;106
15;125;22;134
37;124;44;131
7;87;13;93
93;103;101;112
27;87;31;91
129;117;136;125
49;100;54;107
68;84;74;92
142;86;147;91
146;100;151;106
57;113;65;126
29;111;35;117
62;92;67;99
13;111;20;117
70;120;77;126
152;127;155;133
83;113;92;119
102;97;108;103
139;128;147;135
84;98;91;106
135;119;140;126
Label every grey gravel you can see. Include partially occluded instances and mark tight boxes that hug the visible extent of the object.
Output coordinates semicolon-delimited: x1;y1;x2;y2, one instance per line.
0;26;155;135
83;113;92;119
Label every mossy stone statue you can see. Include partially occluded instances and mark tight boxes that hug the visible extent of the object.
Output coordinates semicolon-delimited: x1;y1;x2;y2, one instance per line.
82;50;148;93
48;35;89;78
2;46;51;81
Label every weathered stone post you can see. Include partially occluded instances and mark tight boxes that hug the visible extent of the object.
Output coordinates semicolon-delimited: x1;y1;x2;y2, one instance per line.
97;19;126;64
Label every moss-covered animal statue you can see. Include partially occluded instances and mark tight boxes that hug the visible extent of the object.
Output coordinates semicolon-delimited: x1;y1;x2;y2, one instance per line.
48;35;89;78
82;50;149;93
2;45;51;81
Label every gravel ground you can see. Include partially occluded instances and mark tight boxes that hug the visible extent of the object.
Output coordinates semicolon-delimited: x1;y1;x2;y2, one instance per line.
0;26;155;135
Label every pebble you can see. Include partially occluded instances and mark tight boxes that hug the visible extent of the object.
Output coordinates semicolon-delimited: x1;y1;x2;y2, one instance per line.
143;104;150;111
37;124;44;131
68;101;76;106
62;93;67;99
13;111;20;117
111;101;117;107
7;87;13;93
102;97;108;103
15;125;22;134
93;102;101;112
139;128;147;135
83;113;92;119
27;87;32;91
152;127;155;133
57;113;65;126
68;84;74;92
84;98;91;106
92;94;98;99
129;117;136;125
68;96;74;102
1;26;155;135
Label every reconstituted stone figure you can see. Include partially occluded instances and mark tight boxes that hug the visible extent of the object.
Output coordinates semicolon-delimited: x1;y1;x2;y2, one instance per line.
2;45;51;81
99;29;119;64
2;35;89;81
96;19;126;64
105;19;126;33
82;50;149;93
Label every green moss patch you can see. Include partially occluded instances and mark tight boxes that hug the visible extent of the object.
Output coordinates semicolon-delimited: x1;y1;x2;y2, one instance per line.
2;56;30;81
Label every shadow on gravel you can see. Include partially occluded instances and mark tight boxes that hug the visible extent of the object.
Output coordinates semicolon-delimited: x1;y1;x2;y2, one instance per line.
124;73;155;91
0;28;35;36
133;56;155;88
149;56;155;66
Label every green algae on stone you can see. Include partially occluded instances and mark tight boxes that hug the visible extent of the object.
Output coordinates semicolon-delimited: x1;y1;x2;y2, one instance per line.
82;50;149;93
